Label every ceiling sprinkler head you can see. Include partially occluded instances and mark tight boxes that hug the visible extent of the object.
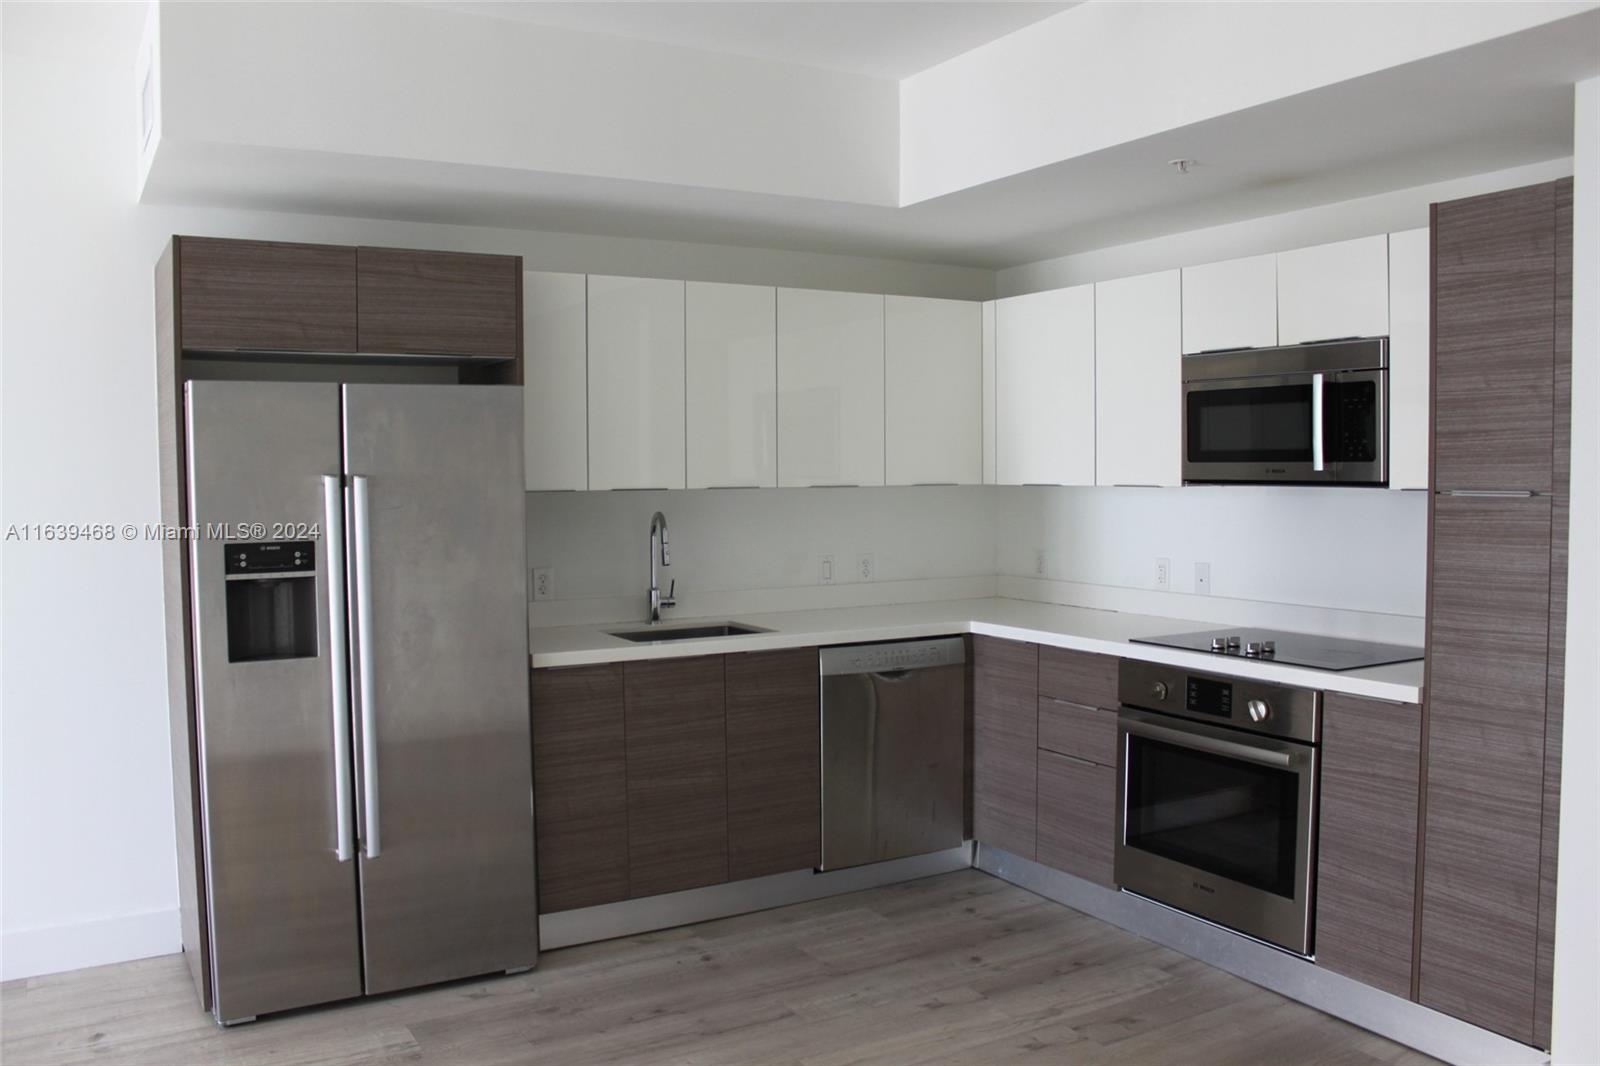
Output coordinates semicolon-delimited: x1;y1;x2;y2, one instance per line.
1169;158;1196;175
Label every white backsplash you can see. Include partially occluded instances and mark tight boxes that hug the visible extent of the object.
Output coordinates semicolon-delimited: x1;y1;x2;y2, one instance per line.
525;484;1430;637
525;487;999;627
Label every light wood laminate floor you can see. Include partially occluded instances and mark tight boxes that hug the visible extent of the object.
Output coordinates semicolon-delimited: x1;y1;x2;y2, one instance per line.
2;871;1438;1066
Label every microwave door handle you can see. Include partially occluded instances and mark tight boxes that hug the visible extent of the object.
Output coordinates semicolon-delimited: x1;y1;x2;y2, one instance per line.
1123;717;1295;770
1311;372;1326;472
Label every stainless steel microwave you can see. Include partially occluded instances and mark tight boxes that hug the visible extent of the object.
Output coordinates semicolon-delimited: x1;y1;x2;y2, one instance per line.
1182;338;1388;485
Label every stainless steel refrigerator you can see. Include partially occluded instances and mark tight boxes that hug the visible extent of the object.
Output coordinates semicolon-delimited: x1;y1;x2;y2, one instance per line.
184;381;537;1024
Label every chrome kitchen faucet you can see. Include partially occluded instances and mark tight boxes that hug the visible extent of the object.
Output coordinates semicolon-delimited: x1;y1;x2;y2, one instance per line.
647;511;676;623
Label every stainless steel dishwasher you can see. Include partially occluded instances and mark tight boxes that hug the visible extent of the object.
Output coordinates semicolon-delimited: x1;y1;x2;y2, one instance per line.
819;637;966;871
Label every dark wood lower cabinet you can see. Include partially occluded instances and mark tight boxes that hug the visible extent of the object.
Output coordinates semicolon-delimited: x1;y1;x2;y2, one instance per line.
530;663;629;913
973;636;1038;860
1419;493;1553;1044
725;648;820;880
1316;694;1421;999
624;656;729;898
1035;751;1115;888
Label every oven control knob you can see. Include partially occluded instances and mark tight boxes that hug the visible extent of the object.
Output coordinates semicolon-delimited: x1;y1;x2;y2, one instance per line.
1247;698;1271;723
1150;681;1169;701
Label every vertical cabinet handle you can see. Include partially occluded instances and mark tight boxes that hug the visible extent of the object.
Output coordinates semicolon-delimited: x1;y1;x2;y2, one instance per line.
349;475;380;859
322;476;355;862
1311;372;1326;473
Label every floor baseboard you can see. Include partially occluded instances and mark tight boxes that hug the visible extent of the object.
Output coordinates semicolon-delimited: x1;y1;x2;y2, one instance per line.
2;908;180;982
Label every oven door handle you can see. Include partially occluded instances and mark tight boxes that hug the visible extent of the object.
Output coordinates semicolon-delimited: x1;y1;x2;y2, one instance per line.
1123;717;1295;769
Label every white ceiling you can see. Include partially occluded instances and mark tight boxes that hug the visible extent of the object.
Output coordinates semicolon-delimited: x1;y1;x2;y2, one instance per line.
417;1;1074;79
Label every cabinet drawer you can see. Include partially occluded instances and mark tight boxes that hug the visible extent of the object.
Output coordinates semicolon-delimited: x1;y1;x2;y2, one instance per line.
1038;646;1118;710
1037;697;1117;768
1036;751;1116;888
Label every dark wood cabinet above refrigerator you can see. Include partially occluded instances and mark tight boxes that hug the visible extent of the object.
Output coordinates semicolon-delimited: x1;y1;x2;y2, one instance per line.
168;236;521;378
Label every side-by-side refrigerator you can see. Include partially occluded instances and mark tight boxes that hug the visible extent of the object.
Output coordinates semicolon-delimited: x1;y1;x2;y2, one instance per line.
185;381;537;1024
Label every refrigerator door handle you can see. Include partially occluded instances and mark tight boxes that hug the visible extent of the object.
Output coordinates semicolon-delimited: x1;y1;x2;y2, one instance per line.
350;474;381;859
1311;371;1326;472
322;476;356;862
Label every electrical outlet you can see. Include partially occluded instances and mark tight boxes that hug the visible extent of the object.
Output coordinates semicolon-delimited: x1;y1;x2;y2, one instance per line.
532;567;554;602
819;554;835;585
1195;561;1211;596
1155;557;1171;591
857;553;875;582
1034;550;1047;577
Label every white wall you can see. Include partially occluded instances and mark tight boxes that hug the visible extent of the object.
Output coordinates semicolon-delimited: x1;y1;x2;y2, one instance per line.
526;488;998;628
1553;76;1599;1066
0;1;984;981
901;2;1587;205
997;159;1575;296
155;1;898;206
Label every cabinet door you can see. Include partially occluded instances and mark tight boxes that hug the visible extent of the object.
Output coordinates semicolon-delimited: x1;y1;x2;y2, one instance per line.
1317;694;1421;998
686;282;777;489
523;271;589;491
178;237;357;352
587;275;687;490
1419;493;1552;1043
777;288;885;487
531;664;629;912
1433;183;1556;492
885;296;982;485
726;648;820;880
995;285;1095;486
1094;270;1181;487
1181;253;1277;354
982;301;998;484
1276;235;1389;345
1387;229;1430;491
356;247;519;359
1036;751;1115;887
973;636;1037;859
624;656;728;897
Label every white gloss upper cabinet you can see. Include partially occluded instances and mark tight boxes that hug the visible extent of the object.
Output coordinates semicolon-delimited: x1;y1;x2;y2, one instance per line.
1277;235;1389;345
885;296;982;486
982;301;998;484
1387;228;1429;491
777;288;885;487
686;282;777;489
995;284;1095;486
523;271;589;491
1181;253;1277;354
1095;271;1181;487
586;275;686;490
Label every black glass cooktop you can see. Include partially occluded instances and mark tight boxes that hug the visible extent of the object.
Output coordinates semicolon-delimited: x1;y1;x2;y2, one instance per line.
1129;628;1424;672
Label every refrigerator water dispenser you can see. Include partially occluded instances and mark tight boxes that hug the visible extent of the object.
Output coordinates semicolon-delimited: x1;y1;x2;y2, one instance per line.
223;541;318;662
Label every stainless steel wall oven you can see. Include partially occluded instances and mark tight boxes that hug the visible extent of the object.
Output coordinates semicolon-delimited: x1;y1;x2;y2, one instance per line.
1115;659;1321;955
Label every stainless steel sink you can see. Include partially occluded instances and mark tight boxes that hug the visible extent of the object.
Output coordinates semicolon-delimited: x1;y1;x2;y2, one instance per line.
608;622;770;643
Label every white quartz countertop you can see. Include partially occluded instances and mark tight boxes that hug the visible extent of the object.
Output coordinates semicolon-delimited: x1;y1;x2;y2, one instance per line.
529;597;1424;703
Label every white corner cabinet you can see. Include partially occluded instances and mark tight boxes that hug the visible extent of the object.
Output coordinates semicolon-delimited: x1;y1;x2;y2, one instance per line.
1387;228;1429;490
1277;235;1389;345
776;288;886;487
1095;270;1181;488
586;275;686;491
995;284;1095;487
523;270;589;491
885;296;983;486
686;281;777;489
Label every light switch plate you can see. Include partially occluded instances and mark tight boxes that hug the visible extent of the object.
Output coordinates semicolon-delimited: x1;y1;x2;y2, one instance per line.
819;554;834;585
